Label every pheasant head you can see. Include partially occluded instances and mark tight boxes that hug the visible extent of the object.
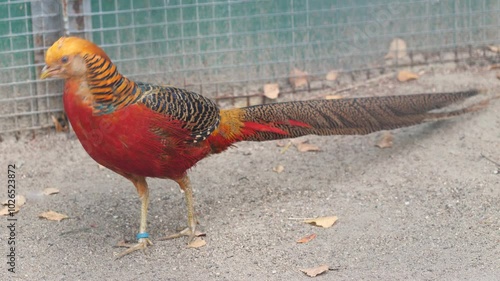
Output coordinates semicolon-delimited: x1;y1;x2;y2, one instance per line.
41;36;110;80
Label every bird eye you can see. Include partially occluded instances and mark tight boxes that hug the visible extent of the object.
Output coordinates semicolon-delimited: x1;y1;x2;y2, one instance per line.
61;56;69;63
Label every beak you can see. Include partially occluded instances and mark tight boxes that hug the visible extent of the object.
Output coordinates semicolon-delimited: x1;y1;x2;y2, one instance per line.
40;65;56;79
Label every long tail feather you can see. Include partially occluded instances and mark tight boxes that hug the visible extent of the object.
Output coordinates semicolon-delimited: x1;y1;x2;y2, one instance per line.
236;89;484;142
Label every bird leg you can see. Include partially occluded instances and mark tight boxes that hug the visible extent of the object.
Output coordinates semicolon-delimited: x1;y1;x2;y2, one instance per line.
159;175;201;244
115;176;153;258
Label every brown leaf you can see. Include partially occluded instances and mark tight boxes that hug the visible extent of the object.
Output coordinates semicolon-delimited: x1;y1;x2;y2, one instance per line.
496;72;500;80
303;216;338;228
43;187;60;195
489;64;500;70
296;233;317;244
51;115;68;132
300;264;329;277
194;230;206;237
385;38;407;59
51;115;64;132
187;237;206;248
263;83;280;99
297;142;321;152
324;94;343;100
0;206;20;216
273;165;284;173
375;131;394;149
289;68;309;88
39;210;69;222
2;195;26;207
397;70;419;82
0;206;9;216
487;45;500;53
325;70;338;81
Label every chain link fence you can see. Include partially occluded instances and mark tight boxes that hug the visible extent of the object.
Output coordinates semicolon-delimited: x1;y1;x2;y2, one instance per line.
1;0;499;135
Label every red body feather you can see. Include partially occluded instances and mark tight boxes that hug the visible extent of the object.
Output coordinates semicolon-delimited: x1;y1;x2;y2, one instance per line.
63;80;215;179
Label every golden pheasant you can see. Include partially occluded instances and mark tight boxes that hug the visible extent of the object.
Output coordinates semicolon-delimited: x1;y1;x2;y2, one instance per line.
41;36;485;258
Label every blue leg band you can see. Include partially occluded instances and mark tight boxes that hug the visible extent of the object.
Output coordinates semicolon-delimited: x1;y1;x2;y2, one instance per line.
136;232;150;239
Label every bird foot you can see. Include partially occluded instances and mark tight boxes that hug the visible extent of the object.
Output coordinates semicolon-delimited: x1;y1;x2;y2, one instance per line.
114;238;153;259
159;227;205;244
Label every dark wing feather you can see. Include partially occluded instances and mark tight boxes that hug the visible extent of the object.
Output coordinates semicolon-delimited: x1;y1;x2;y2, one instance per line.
138;82;220;143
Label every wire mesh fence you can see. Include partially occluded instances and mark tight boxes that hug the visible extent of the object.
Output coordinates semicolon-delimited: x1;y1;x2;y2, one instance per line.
1;0;499;135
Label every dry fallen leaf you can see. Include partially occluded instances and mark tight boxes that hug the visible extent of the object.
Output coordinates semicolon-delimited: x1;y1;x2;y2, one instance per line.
0;206;20;216
397;70;419;82
39;210;69;221
0;206;10;216
51;115;65;132
487;45;500;53
0;195;25;216
324;94;343;100
303;216;338;228
489;64;500;70
289;68;309;88
325;70;338;81
300;264;329;277
375;131;394;149
496;72;500;80
193;230;206;237
187;237;206;248
385;38;407;59
43;187;60;195
297;233;317;244
2;195;26;207
263;83;280;99
297;142;321;152
273;165;284;173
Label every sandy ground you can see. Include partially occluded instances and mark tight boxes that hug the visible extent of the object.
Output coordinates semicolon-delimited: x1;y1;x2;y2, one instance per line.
0;68;499;280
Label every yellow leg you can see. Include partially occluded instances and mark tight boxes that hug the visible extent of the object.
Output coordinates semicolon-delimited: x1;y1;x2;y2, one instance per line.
115;176;153;259
160;175;201;243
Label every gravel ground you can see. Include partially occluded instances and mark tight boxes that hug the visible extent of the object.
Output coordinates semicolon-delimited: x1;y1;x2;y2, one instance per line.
0;67;499;280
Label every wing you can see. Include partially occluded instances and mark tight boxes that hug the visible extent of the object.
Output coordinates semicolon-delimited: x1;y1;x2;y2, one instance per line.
137;82;220;143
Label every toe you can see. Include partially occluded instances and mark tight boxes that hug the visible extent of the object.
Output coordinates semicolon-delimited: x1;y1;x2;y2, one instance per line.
114;238;153;259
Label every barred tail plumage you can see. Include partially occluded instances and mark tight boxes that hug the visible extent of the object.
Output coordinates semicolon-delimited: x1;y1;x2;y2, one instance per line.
235;90;485;142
